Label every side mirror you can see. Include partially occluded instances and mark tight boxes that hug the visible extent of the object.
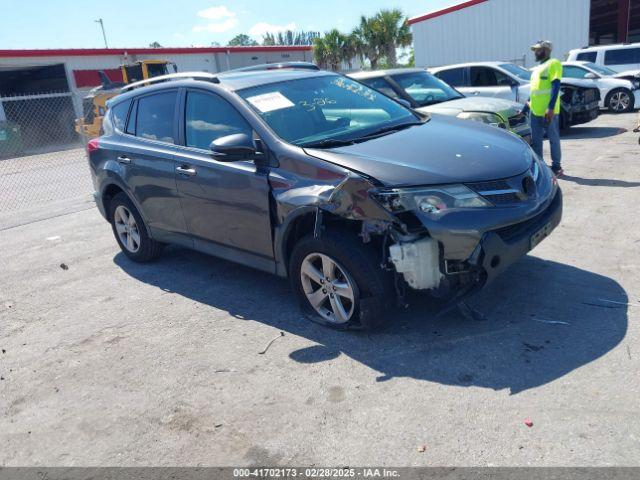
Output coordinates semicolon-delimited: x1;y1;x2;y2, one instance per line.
499;78;518;87
210;133;260;162
396;98;412;109
584;72;598;79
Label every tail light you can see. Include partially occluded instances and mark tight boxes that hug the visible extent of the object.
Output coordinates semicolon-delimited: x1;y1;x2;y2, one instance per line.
87;138;100;153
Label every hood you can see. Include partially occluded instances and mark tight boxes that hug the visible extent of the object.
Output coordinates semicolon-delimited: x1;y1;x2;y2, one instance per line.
305;114;532;187
417;96;523;118
562;78;598;89
613;69;640;79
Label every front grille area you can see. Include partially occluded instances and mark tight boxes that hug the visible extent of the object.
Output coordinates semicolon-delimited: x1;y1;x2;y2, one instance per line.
466;179;511;192
584;88;599;103
484;192;521;204
494;191;559;242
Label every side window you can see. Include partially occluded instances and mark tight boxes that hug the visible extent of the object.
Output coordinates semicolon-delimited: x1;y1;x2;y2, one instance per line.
563;66;588;79
470;67;508;87
436;68;466;87
135;91;177;144
604;48;640;65
361;77;399;98
110;100;131;132
576;51;597;62
185;91;252;150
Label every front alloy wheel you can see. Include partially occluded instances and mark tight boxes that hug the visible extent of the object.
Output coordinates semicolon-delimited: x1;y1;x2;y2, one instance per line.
300;253;356;324
608;89;632;113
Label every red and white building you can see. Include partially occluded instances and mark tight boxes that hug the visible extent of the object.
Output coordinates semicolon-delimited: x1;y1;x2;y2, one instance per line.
0;46;313;126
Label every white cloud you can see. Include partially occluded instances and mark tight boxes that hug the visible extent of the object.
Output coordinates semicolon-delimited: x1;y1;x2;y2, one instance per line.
193;5;238;33
248;22;296;38
197;5;236;20
193;17;239;33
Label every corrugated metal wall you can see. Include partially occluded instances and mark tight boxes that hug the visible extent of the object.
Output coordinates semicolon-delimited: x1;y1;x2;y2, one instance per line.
412;0;590;68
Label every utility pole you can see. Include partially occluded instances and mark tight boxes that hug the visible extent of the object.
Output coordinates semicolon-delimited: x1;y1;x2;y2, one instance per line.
95;18;108;48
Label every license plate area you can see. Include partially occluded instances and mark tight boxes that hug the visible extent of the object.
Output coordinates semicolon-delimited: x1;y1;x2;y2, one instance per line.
530;222;553;249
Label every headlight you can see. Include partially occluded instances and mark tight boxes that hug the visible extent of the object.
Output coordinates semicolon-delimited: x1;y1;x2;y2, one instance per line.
457;111;507;129
370;184;492;215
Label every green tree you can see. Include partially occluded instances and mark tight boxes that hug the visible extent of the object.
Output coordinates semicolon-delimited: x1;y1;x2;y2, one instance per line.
149;41;162;48
227;34;258;46
352;16;382;70
263;30;319;46
372;9;412;68
313;29;347;71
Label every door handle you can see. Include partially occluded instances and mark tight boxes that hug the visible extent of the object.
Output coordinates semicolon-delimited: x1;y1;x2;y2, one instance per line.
176;165;197;177
117;155;131;164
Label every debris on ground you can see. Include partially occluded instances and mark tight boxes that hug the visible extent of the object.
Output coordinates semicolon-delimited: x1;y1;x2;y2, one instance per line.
523;343;544;352
1;349;5;354
417;445;426;453
524;419;534;427
533;317;570;326
258;331;285;355
458;301;487;322
4;301;14;309
59;263;69;270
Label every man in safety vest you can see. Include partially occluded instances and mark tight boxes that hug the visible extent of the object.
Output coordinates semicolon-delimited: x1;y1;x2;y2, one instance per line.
528;40;563;176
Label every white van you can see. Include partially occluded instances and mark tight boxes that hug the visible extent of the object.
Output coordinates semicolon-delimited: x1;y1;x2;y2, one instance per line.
567;44;640;73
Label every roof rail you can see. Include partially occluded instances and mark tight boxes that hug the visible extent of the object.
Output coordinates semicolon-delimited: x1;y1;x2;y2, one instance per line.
120;71;220;92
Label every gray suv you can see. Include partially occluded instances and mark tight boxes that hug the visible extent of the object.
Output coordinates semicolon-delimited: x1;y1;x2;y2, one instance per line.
87;70;562;330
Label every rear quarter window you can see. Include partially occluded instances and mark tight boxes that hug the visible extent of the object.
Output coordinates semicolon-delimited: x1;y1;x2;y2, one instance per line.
604;48;640;65
435;68;466;87
110;100;131;132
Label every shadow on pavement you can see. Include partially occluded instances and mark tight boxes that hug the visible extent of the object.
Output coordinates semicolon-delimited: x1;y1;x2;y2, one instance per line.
561;126;627;139
115;250;628;395
560;174;640;188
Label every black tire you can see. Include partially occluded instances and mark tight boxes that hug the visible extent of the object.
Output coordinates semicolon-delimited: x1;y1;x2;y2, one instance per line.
288;228;394;330
606;88;634;113
109;192;163;262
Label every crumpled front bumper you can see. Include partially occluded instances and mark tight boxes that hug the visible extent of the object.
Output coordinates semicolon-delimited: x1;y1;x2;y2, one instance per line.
470;188;562;285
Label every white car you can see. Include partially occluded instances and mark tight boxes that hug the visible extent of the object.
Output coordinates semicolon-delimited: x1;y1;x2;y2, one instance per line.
429;62;531;103
430;62;602;129
563;61;639;113
567;43;640;75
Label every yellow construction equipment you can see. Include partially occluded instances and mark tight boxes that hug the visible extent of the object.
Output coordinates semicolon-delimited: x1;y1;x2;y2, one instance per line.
76;60;177;138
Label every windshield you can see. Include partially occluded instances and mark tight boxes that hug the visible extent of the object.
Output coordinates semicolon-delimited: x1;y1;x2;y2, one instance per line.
499;63;531;81
237;75;418;147
391;71;463;106
585;62;617;76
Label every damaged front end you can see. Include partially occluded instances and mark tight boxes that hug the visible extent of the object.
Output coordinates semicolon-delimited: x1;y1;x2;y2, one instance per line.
271;147;562;309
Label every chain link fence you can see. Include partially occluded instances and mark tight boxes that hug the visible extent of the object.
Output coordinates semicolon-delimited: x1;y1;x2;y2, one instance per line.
0;91;93;227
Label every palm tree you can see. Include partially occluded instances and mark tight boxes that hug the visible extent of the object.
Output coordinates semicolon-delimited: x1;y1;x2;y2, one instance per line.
352;16;382;70
313;29;346;71
373;9;412;68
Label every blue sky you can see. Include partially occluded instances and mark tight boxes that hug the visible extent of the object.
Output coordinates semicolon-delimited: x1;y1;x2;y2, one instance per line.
0;1;459;49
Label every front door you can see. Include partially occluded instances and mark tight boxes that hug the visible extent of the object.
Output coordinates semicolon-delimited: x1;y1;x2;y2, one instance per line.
466;66;516;100
174;89;274;266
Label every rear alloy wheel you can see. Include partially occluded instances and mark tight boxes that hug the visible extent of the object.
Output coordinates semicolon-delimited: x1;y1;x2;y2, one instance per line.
109;192;163;262
607;89;633;113
114;205;141;254
300;253;357;325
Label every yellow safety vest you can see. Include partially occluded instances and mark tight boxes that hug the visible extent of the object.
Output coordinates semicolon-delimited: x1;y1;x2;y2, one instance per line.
530;58;562;117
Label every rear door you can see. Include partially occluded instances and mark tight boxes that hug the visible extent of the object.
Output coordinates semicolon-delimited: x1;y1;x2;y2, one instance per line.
467;66;516;100
112;89;187;237
173;88;274;266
